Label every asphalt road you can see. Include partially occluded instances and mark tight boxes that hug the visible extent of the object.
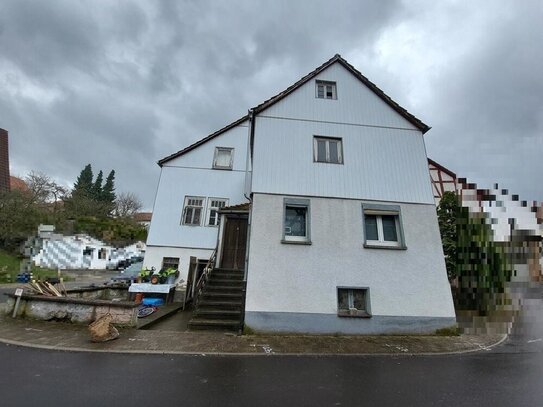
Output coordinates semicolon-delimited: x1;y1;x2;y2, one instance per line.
1;280;542;406
0;342;542;407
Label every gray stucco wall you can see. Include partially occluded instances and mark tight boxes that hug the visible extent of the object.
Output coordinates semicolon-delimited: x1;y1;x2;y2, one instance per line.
245;311;457;334
245;194;455;333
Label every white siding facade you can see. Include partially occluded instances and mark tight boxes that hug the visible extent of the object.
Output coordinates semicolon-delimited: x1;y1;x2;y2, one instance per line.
262;63;418;130
144;123;249;275
251;63;434;203
252;117;434;203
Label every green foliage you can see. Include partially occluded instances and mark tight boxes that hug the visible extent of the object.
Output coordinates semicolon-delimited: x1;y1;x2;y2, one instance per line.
242;325;256;335
66;165;116;218
102;170;116;203
0;250;62;283
92;170;103;201
1;166;143;259
434;326;460;336
455;207;512;314
74;216;147;246
0;249;21;275
73;164;94;198
0;190;43;252
437;191;460;280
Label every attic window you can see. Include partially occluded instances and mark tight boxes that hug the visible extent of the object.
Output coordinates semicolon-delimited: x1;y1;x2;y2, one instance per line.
316;80;337;100
213;147;234;170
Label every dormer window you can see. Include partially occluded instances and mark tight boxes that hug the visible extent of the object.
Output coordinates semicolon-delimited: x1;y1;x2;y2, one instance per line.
316;80;337;100
213;147;234;170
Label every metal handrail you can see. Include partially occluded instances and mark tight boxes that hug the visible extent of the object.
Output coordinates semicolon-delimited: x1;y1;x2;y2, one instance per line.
194;249;216;308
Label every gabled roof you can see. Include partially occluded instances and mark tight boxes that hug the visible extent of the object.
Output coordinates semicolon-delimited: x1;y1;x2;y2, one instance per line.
158;54;430;166
252;54;430;133
428;158;457;179
133;212;152;222
10;176;28;192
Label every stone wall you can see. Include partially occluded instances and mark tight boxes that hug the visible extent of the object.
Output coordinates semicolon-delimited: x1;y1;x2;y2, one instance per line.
67;286;129;301
6;294;138;327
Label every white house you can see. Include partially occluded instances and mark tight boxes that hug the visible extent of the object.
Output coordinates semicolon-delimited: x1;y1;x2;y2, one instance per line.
145;54;456;334
33;234;145;270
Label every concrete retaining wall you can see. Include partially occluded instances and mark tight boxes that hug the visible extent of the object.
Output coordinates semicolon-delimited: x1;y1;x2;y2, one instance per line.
5;294;138;327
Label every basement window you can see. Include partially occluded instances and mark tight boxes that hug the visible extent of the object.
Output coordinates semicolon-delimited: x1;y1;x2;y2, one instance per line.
337;287;371;317
162;257;179;271
316;80;337;99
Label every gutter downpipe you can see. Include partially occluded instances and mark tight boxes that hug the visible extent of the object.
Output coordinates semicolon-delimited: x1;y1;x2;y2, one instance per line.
243;109;255;282
240;109;255;333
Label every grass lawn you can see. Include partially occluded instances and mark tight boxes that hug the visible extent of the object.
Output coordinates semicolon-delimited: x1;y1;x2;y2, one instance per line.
0;250;66;283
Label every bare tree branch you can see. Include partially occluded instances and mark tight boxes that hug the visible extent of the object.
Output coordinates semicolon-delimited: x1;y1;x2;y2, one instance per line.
114;192;143;218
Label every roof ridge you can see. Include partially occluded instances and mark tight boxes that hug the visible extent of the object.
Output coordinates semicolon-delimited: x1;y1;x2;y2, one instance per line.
252;54;342;113
158;54;430;166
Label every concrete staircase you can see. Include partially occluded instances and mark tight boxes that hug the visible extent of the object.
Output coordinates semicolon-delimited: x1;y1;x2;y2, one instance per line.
188;268;245;332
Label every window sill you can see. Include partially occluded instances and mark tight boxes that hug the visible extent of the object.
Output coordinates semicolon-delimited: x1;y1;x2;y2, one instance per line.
313;160;343;165
363;243;407;250
281;239;312;245
212;167;233;171
337;311;372;318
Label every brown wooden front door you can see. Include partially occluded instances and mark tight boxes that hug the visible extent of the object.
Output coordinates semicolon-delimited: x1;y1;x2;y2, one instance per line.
220;216;248;270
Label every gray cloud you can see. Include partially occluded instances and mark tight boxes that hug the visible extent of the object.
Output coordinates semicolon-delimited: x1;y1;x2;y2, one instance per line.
422;1;543;202
0;0;541;209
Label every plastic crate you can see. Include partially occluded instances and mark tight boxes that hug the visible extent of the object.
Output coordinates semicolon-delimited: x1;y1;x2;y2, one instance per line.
142;298;164;306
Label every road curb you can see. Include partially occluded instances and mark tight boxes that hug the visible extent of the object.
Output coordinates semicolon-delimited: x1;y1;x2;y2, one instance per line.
0;333;509;357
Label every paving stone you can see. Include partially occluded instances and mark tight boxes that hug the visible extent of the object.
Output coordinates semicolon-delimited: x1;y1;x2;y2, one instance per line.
0;312;504;355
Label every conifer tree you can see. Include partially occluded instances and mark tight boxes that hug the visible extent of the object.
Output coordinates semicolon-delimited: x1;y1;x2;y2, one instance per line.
73;164;93;198
102;170;116;203
437;191;459;281
99;170;116;216
92;170;103;201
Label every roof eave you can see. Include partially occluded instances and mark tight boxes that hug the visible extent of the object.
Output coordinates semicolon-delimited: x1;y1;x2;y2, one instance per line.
157;115;249;167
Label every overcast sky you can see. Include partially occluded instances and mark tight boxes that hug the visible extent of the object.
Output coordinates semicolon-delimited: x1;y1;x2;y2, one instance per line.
1;0;541;209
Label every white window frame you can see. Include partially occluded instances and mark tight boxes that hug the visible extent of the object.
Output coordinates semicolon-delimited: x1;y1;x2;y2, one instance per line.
206;198;229;227
362;204;406;249
337;287;371;317
282;198;311;244
182;196;205;226
315;80;337;100
212;147;234;170
314;136;343;164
